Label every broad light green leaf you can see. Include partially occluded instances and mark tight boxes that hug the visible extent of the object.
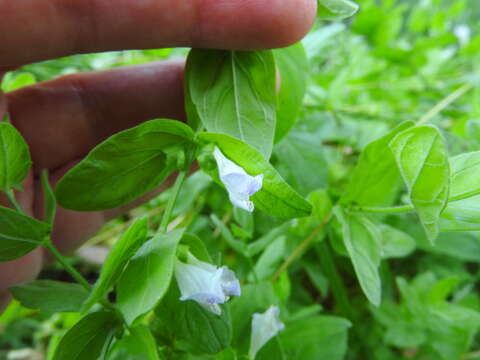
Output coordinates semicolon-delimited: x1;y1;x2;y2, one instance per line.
10;280;88;313
186;49;276;159
41;171;57;225
198;132;312;219
342;121;414;206
449;151;480;201
379;224;415;259
107;325;159;360
0;206;51;261
56;119;194;211
0;122;32;191
82;218;149;313
154;283;232;355
274;44;309;142
440;195;480;231
53;311;119;360
334;207;382;306
318;0;359;20
117;228;184;325
389;125;450;243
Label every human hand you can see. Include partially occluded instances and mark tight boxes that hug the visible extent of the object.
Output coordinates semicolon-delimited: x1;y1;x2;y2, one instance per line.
0;0;317;309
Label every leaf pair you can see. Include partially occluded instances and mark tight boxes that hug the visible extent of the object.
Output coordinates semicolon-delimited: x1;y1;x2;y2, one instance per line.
343;122;450;243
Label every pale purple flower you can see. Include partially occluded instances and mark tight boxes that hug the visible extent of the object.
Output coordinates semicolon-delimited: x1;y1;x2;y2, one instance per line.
175;253;241;315
213;147;263;212
249;306;285;359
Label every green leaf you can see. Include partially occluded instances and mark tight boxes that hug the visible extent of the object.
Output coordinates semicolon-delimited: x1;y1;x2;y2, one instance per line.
41;171;57;225
82;218;149;313
0;122;32;191
53;311;119;360
389;125;450;243
449;151;480;201
10;280;88;313
180;233;212;263
273;44;309;142
1;72;36;91
154;283;232;355
274;131;328;196
55;119;194;211
198;132;312;219
275;316;351;360
334;207;382;306
186;49;276;159
379;224;415;259
342;121;414;206
117;228;184;325
107;325;159;360
0;206;51;261
317;0;359;20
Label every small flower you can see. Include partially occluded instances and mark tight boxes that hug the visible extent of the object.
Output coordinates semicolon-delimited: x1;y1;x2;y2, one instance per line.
174;253;241;315
248;306;285;359
454;24;471;46
213;147;263;212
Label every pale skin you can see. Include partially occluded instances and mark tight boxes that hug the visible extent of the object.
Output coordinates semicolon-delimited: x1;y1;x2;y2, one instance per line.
0;0;317;310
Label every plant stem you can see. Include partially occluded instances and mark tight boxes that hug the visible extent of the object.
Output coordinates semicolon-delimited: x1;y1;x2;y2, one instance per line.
158;170;188;233
6;190;24;214
417;83;474;125
271;213;332;282
44;240;91;291
349;204;414;214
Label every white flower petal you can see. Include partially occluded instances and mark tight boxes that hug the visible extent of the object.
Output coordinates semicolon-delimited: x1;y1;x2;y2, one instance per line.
213;147;263;212
174;254;241;315
248;306;285;359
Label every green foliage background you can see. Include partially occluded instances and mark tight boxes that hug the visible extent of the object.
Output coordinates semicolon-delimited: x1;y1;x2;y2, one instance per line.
2;0;480;359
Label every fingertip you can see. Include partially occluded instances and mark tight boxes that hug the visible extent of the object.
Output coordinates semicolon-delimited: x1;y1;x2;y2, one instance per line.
194;0;317;49
0;249;43;290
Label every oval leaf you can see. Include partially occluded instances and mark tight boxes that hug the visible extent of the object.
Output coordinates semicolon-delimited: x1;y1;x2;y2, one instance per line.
389;125;450;243
53;311;119;360
0;206;50;261
82;218;149;313
10;280;88;313
334;207;382;306
274;44;309;142
117;228;184;325
0;122;32;191
342;121;414;206
186;50;277;159
55;119;194;211
198;132;312;219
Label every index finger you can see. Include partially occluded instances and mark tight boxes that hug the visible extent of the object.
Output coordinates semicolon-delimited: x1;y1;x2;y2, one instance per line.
0;0;316;66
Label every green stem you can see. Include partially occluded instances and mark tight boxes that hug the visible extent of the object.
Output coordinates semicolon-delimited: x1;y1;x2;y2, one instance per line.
349;204;413;214
6;190;24;214
44;240;91;291
158;170;188;233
